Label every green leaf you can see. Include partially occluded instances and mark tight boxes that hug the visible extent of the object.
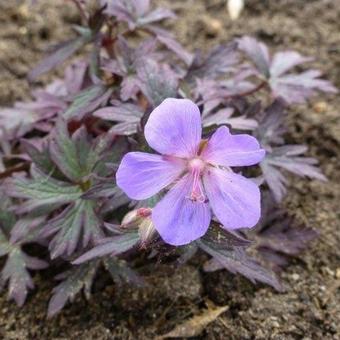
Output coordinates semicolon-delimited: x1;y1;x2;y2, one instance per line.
0;228;11;257
73;127;111;176
21;139;57;176
49;121;86;182
63;85;113;120
0;210;16;236
44;200;104;259
6;168;82;215
50;121;111;182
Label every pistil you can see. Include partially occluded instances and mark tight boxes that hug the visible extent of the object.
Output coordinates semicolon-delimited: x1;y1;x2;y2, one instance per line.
188;158;206;203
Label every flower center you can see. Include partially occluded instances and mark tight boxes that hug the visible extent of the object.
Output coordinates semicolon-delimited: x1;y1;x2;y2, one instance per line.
188;158;206;203
188;158;205;172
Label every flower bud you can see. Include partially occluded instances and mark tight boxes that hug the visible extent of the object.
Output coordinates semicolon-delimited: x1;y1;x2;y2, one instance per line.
122;208;156;245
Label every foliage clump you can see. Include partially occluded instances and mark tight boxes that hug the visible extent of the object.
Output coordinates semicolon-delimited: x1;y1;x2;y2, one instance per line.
0;0;336;317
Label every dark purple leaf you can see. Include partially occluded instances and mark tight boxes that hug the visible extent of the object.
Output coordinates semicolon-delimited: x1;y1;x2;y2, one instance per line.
103;0;175;31
0;106;40;140
203;107;258;131
177;243;198;266
151;26;193;65
73;231;140;264
139;7;175;25
198;239;283;291
137;59;178;107
248;194;319;270
10;217;45;244
48;260;100;317
28;30;92;81
238;36;271;77
186;42;238;82
261;145;327;202
120;76;140;101
238;36;338;103
254;100;287;147
270;69;338;104
94;101;144;135
202;224;251;249
103;257;144;287
64;60;88;95
0;249;48;307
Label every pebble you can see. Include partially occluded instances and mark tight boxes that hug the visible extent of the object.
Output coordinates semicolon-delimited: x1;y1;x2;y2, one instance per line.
313;101;328;113
292;273;300;281
201;16;223;36
336;268;340;279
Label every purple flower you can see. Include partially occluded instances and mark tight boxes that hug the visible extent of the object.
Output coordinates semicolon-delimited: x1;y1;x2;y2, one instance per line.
116;98;265;245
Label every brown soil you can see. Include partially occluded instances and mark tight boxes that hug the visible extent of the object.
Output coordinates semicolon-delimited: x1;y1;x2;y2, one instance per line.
0;0;340;339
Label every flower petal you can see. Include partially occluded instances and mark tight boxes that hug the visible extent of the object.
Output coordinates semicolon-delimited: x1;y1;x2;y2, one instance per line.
152;174;211;245
201;126;265;167
116;152;185;200
145;98;202;157
203;167;261;229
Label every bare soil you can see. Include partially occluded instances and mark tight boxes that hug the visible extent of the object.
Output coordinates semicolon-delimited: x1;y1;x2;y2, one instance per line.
0;0;339;339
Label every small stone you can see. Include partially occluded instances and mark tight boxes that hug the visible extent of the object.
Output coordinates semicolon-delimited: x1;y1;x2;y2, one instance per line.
272;320;280;328
336;268;340;279
201;16;223;36
322;266;334;277
18;4;29;18
313;101;328;113
292;273;300;281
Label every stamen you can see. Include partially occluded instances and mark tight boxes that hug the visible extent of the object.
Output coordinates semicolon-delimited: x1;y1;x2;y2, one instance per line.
187;158;206;203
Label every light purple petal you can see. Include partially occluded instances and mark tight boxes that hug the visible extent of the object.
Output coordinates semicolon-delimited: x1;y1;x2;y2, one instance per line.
152;174;211;245
203;167;261;229
116;152;185;200
145;98;202;158
201;126;265;167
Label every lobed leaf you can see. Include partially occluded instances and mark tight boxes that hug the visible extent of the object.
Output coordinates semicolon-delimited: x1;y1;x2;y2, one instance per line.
48;260;100;317
73;231;140;264
43;200;104;259
63;85;113;120
103;257;144;286
1;248;48;307
6;168;82;215
250;194;319;270
137;59;178;107
238;36;337;103
50;121;111;182
186;42;238;82
94;101;144;136
28;30;92;81
261;146;327;202
198;238;283;291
